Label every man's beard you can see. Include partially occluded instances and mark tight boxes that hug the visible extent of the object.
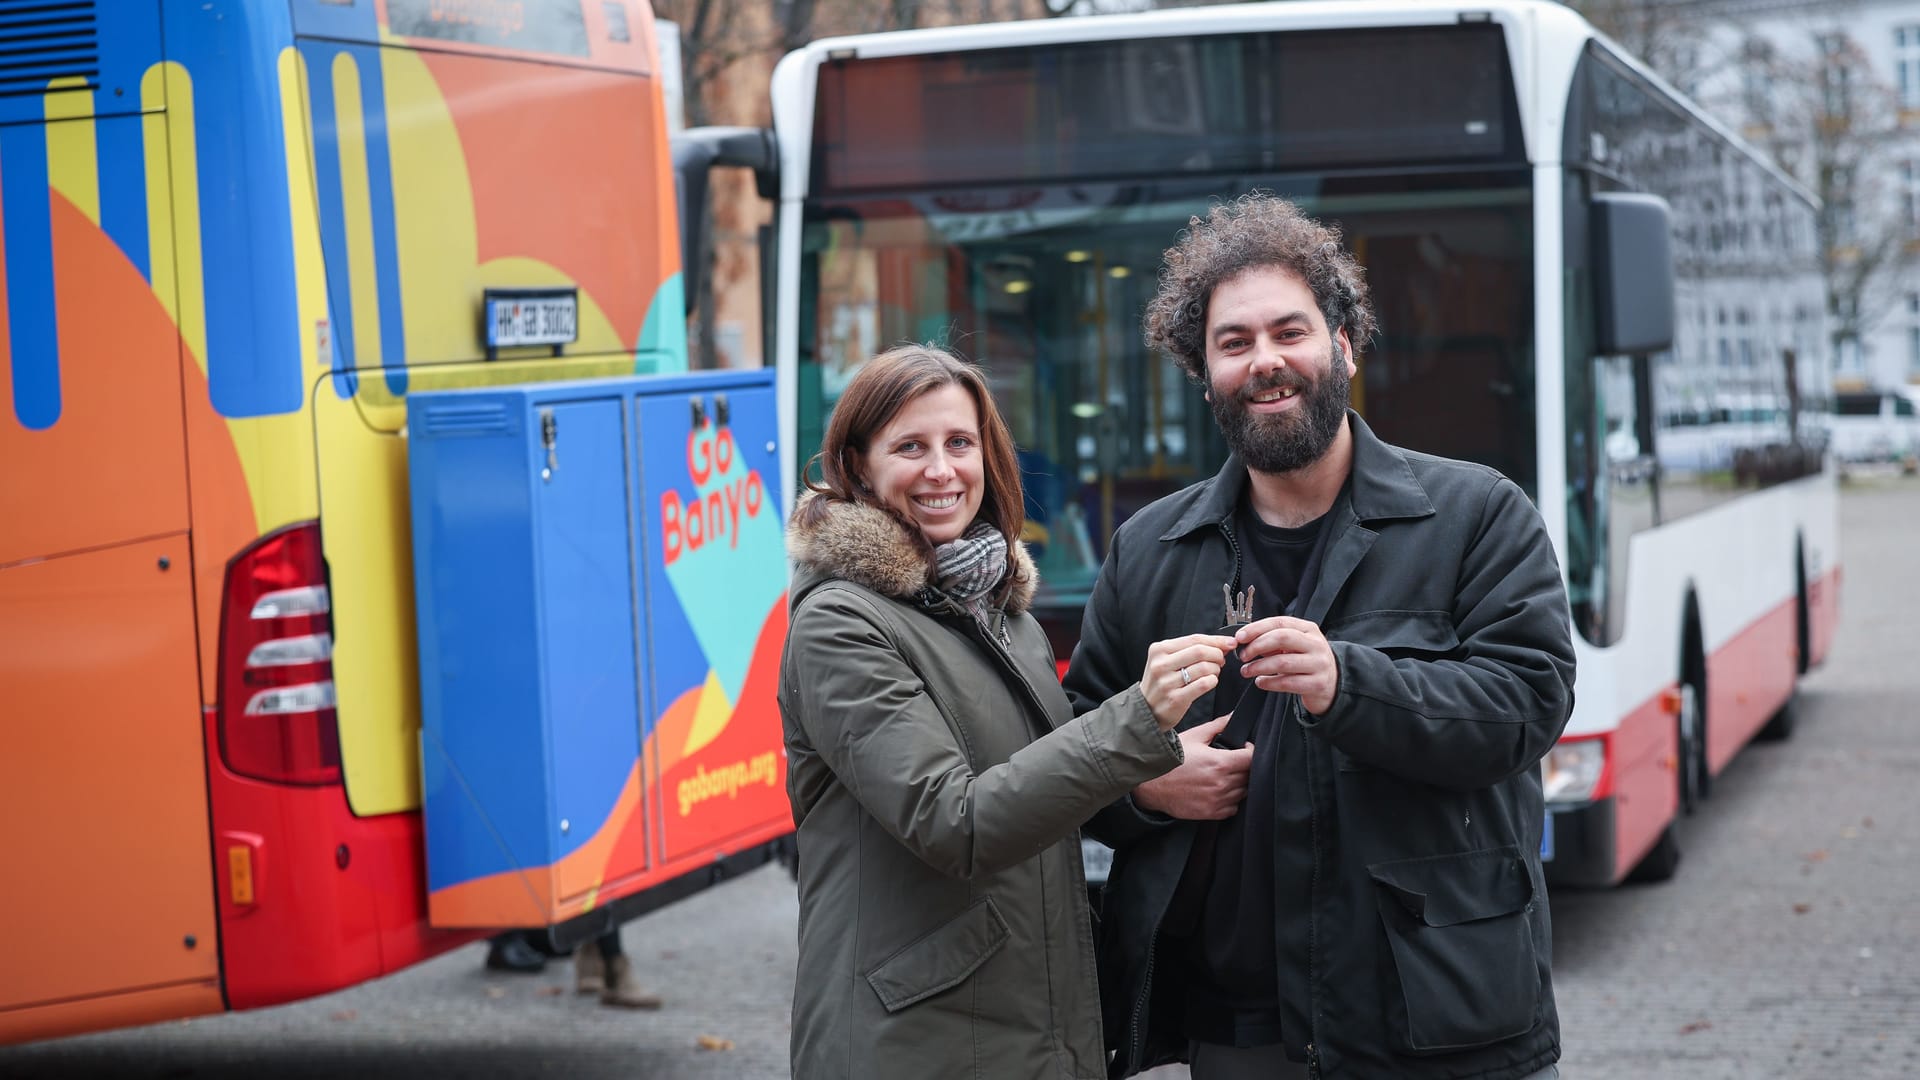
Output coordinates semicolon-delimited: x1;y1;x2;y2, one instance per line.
1210;345;1351;474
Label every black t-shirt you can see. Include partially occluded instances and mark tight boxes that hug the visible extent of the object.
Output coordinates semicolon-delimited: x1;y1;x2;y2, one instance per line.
1175;498;1323;1049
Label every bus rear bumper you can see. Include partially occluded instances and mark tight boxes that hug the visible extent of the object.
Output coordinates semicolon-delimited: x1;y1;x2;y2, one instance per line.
1543;796;1618;889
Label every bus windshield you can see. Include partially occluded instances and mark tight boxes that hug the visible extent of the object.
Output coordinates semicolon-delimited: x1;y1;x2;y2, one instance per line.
798;174;1536;644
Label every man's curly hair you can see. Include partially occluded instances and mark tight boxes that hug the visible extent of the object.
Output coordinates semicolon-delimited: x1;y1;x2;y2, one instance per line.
1143;193;1378;384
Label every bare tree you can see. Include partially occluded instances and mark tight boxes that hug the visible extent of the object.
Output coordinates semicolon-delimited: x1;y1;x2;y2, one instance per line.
668;0;1057;366
1563;0;1716;88
1737;32;1919;367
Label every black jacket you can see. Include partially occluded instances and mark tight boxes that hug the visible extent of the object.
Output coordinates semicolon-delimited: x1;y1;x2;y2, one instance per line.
1065;414;1576;1079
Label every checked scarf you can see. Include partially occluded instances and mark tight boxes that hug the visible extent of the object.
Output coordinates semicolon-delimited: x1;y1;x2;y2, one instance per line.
930;521;1010;625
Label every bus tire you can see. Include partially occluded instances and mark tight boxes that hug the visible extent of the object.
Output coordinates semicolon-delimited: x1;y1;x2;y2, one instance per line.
1758;693;1797;742
1629;821;1682;884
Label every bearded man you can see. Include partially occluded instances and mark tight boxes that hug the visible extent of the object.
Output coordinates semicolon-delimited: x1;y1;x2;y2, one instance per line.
1065;193;1576;1080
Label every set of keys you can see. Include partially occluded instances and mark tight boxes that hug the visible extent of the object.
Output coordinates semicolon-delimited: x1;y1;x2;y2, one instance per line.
1219;582;1257;634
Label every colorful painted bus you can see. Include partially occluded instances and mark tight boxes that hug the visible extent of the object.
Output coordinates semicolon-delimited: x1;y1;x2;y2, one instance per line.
711;0;1839;888
1;0;789;1045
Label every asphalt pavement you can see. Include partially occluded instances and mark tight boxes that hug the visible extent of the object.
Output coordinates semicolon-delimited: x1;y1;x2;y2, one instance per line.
5;477;1917;1079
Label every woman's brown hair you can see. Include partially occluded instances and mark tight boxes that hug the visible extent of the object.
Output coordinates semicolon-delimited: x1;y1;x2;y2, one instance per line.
798;344;1027;579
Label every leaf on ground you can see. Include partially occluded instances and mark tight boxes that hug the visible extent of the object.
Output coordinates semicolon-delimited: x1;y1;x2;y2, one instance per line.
1840;826;1862;840
330;1010;358;1022
485;986;507;999
1803;849;1829;863
537;985;566;996
1679;1019;1713;1035
1792;902;1812;914
696;1035;735;1052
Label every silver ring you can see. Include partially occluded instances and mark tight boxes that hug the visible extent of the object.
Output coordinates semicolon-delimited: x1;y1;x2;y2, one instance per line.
1180;666;1192;686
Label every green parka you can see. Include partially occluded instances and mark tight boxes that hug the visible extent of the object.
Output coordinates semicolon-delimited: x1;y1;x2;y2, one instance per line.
780;494;1184;1080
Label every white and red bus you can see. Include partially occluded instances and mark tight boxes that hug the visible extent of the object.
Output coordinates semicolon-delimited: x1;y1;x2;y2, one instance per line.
694;0;1840;886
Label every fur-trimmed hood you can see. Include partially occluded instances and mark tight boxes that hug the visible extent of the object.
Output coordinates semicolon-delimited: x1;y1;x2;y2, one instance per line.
786;492;1037;615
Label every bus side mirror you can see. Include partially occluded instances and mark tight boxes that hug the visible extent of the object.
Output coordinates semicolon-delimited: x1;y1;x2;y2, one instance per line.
1591;192;1675;356
670;127;780;317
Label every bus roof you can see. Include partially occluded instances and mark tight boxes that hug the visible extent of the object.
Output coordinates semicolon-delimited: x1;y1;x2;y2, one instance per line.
771;0;1812;207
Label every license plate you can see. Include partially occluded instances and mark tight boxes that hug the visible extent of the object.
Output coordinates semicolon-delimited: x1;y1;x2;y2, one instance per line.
485;289;578;349
1541;810;1555;862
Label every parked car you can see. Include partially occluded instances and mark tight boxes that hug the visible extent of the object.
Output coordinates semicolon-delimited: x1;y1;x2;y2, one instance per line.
1829;390;1920;469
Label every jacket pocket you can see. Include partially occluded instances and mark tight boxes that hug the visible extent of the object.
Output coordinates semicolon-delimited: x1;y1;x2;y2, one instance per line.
1326;609;1461;659
864;897;1011;1013
1367;847;1541;1055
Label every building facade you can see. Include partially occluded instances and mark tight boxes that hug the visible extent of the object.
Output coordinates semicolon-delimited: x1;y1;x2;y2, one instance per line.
1674;0;1920;395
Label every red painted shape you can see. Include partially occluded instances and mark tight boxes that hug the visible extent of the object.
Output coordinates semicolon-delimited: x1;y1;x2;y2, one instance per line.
655;599;793;866
1596;582;1825;883
1704;597;1799;776
204;707;481;1011
1608;694;1677;882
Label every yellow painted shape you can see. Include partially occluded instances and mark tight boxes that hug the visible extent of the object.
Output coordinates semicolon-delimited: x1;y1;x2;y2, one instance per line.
682;668;733;760
142;65;178;335
44;77;99;225
380;46;480;368
291;49;417;817
314;379;420;815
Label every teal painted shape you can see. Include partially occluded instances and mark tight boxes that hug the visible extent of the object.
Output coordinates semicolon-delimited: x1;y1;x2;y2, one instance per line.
635;271;686;375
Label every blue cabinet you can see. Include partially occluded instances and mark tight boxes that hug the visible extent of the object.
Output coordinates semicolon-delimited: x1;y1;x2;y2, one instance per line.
406;370;784;928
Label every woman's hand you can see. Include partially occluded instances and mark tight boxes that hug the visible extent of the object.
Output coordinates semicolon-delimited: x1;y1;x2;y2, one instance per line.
1141;634;1238;731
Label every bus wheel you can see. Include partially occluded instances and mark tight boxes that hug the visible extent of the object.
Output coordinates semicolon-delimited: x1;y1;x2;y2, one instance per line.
1629;681;1700;884
1676;681;1705;815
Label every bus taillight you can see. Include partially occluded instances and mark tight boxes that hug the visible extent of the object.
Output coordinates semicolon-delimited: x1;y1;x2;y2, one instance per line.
217;522;342;786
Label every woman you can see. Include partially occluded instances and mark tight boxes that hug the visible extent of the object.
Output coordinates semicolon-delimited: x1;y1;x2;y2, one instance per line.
780;344;1235;1079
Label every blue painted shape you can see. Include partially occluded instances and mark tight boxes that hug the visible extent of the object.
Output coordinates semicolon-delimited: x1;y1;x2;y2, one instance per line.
0;3;163;127
289;0;382;42
298;39;360;401
96;115;150;281
535;398;641;859
163;0;305;418
1;126;62;430
350;47;410;397
95;3;166;115
634;271;687;375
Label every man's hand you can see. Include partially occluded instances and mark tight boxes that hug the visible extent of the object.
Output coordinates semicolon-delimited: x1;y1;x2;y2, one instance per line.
1132;716;1252;820
1236;615;1340;715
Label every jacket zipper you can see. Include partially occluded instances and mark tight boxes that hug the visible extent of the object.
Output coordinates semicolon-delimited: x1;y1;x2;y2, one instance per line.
1123;517;1243;1072
1303;708;1325;1080
1127;930;1157;1072
1218;520;1245;598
